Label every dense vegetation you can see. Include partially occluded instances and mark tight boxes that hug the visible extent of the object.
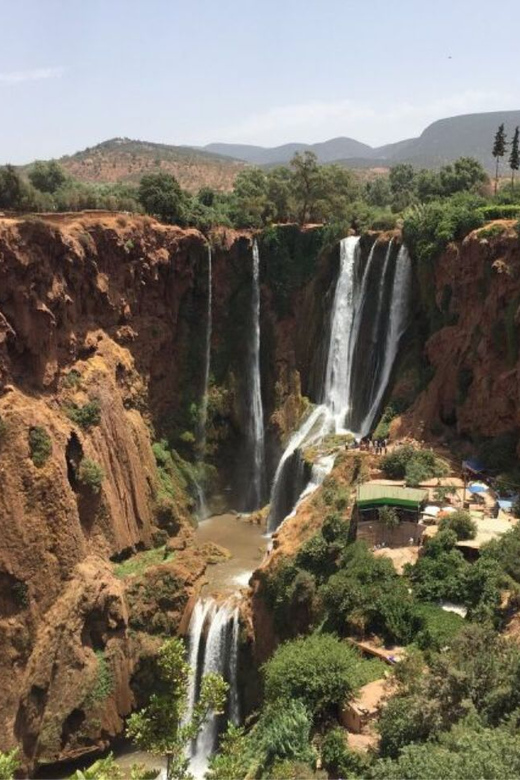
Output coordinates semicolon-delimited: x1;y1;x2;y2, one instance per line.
1;150;513;238
218;503;520;779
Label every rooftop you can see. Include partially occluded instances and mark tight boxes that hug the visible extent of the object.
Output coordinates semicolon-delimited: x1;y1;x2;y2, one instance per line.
357;484;428;509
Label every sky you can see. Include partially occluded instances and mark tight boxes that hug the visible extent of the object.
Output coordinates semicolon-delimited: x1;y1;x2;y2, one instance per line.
2;0;520;163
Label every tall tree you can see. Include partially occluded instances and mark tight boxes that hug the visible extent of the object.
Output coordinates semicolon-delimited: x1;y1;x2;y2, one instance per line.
290;151;323;225
492;123;507;194
509;126;519;191
127;637;228;780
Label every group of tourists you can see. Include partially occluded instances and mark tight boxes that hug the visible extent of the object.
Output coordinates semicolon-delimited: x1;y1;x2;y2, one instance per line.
357;437;388;454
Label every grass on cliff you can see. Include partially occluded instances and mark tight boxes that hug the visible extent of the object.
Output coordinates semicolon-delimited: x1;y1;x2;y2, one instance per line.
113;545;174;579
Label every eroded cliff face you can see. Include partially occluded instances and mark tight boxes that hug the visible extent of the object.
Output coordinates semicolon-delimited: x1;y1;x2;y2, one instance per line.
0;214;219;767
0;214;335;769
395;223;520;449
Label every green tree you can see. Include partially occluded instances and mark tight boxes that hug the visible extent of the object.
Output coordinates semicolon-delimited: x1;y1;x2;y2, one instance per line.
229;168;269;227
138;172;186;224
290;151;323;225
263;631;379;719
389;164;416;210
253;701;315;771
127;637;228;780
509;127;519;191
492;123;507;194
438;510;476;540
0;165;25;209
371;722;520;780
206;724;252;780
378;505;399;528
29;160;68;193
439;157;488;196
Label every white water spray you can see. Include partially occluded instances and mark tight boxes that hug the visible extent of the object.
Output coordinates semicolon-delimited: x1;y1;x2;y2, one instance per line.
267;237;411;532
358;244;411;435
188;598;241;779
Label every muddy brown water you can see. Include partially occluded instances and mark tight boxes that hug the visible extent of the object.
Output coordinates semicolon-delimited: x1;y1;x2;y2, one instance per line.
196;512;267;596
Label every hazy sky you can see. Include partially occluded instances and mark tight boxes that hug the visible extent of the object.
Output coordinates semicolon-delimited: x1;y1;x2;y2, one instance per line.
2;0;520;163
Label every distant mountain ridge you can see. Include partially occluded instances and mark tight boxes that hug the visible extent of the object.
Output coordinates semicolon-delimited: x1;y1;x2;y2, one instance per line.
203;136;373;165
202;110;520;171
25;110;520;193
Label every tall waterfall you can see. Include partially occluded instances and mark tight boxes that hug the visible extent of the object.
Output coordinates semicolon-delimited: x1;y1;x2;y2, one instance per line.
188;597;241;778
267;236;411;532
195;246;213;519
245;240;266;509
358;244;412;435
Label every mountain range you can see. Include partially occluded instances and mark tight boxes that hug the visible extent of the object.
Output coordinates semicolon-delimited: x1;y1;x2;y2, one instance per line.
40;110;520;192
203;110;520;170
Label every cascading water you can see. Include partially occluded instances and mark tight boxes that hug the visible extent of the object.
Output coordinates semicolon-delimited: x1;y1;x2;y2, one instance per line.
194;246;213;519
245;240;266;509
358;244;412;435
188;597;241;779
267;236;411;532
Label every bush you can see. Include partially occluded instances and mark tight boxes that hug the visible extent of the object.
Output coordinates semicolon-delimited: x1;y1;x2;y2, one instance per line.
439;510;477;540
263;632;381;720
0;749;21;780
29;426;52;467
380;445;448;484
478;204;520;220
62;369;82;388
253;701;315;770
66;399;101;429
78;458;105;492
403;193;485;263
411;603;465;651
321;727;367;778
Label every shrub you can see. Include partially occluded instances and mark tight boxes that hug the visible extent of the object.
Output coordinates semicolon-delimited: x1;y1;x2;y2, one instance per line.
321;727;367;778
439;510;476;540
478;204;520;220
263;632;381;720
380;445;448;485
62;369;82;388
378;505;399;528
253;701;315;770
78;458;105;492
66;399;102;429
29;426;52;467
411;603;465;651
0;749;21;780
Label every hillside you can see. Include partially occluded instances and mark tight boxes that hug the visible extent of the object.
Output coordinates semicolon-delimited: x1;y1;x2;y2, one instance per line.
204;136;373;165
55;137;246;193
203;110;520;171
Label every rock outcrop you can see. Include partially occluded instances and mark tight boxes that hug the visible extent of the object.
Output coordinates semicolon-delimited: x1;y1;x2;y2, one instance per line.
0;214;335;770
395;223;520;451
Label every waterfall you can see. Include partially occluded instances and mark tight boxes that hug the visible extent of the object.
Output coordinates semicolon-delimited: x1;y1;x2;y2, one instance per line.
185;599;215;727
195;246;213;519
267;237;411;533
358;244;412;435
188;598;241;779
322;236;368;429
245;240;266;509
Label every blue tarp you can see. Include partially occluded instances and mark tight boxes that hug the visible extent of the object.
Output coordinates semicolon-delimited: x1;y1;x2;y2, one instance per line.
498;500;513;511
463;459;486;474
